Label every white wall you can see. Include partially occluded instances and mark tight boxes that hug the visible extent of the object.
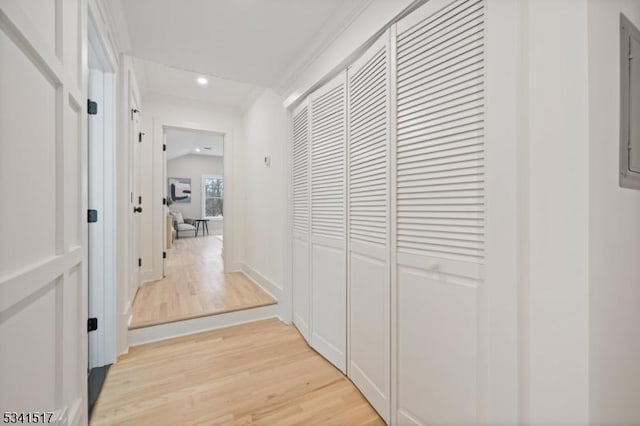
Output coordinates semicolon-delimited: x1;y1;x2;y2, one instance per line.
587;1;640;423
241;89;290;317
141;94;244;278
167;154;224;234
522;0;590;422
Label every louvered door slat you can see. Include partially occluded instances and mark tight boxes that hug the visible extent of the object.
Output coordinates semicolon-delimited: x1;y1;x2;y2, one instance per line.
397;0;485;264
311;80;346;239
349;48;388;247
346;32;391;422
292;105;309;234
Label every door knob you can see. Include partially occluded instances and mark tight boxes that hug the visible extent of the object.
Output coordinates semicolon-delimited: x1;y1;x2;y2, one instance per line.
134;206;143;213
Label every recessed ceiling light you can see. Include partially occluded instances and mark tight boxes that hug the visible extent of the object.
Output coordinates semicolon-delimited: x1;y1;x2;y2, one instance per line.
195;148;201;152
196;76;208;85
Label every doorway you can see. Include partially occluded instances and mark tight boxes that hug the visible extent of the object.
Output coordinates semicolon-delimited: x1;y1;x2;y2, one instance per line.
127;127;276;329
87;30;117;417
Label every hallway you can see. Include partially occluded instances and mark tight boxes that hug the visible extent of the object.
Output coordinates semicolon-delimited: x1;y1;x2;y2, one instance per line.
92;319;383;425
3;0;640;424
130;236;276;329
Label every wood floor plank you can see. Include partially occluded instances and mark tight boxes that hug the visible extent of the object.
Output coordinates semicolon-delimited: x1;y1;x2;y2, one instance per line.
92;319;384;426
130;235;276;329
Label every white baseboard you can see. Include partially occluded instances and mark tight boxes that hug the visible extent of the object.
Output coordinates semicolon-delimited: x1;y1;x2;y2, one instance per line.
240;263;282;301
128;304;279;347
228;261;242;273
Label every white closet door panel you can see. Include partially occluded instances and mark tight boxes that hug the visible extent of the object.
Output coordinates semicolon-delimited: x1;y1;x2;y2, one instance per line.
395;0;485;423
292;101;311;341
292;237;310;340
397;266;479;425
348;32;391;422
311;242;346;370
310;72;347;372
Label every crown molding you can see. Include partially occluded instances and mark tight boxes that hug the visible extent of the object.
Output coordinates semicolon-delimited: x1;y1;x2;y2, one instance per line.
272;0;375;97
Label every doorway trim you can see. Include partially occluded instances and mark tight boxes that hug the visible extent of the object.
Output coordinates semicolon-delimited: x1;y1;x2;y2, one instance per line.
149;119;236;280
87;4;118;370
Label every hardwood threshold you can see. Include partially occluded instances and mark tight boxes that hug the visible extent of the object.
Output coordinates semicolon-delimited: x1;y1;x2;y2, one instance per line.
128;299;277;330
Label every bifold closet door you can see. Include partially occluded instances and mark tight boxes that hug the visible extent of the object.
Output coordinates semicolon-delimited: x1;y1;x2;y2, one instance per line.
309;72;347;372
347;32;391;421
394;0;486;424
292;101;311;341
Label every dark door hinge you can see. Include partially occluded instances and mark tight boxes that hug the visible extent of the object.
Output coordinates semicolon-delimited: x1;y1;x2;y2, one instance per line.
163;251;167;259
138;258;142;267
87;318;98;332
131;108;139;120
88;99;98;115
138;132;144;142
88;209;98;223
163;144;167;152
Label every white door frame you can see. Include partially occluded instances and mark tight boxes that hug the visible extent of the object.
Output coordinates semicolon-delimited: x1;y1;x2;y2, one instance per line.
87;9;118;369
153;121;234;275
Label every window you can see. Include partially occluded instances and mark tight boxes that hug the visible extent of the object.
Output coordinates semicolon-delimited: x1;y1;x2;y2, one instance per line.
202;175;223;219
621;14;640;189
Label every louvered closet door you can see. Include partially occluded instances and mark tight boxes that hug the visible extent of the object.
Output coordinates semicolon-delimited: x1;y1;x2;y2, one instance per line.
309;72;347;372
292;100;311;341
347;32;391;422
394;0;485;423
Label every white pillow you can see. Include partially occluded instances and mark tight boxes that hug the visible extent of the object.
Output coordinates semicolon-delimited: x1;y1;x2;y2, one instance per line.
171;210;184;224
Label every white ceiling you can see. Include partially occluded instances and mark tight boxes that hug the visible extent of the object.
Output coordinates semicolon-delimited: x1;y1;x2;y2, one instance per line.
166;128;224;160
133;57;260;109
119;0;371;88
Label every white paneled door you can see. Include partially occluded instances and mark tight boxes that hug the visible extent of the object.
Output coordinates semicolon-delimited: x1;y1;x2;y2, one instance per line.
292;100;311;341
347;31;391;422
130;99;142;301
309;72;347;372
0;0;88;424
394;0;486;423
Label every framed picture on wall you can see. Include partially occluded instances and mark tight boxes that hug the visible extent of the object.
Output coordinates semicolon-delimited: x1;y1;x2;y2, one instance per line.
168;177;192;203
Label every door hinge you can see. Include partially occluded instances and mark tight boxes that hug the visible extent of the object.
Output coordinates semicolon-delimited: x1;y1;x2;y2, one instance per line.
88;99;98;115
87;209;98;223
87;317;98;332
138;132;145;142
162;197;167;205
163;144;167;152
163;251;167;259
131;108;139;120
138;258;142;267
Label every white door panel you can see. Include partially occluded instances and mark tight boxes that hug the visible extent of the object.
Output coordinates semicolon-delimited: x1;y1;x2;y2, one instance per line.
130;100;142;301
310;241;346;371
309;72;347;373
0;0;88;423
397;264;479;424
292;237;310;340
292;101;311;341
347;31;391;422
394;0;486;423
348;250;388;412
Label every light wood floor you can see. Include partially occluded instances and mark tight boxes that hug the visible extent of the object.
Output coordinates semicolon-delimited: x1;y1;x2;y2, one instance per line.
92;319;383;425
130;235;276;329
